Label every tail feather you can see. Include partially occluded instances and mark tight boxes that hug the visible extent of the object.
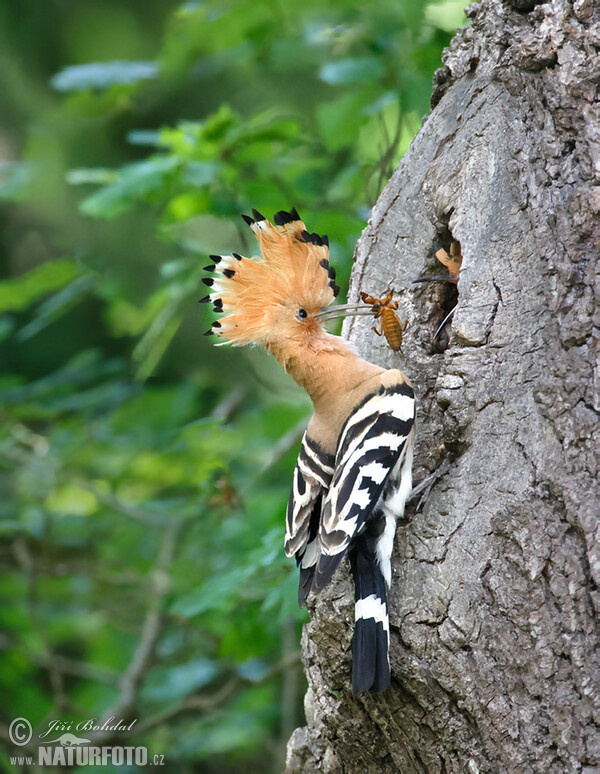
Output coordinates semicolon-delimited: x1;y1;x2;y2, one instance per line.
298;566;315;607
350;520;390;693
352;615;378;692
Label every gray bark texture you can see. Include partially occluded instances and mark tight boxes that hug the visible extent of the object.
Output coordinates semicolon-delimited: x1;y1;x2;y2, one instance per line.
286;0;599;772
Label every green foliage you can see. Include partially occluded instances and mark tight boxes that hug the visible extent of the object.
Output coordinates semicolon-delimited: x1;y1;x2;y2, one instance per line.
0;0;464;770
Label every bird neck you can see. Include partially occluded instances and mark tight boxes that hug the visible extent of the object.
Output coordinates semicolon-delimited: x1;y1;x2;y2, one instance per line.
266;332;381;413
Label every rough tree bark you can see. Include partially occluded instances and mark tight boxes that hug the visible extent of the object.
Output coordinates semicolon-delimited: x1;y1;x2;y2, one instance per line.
286;0;599;771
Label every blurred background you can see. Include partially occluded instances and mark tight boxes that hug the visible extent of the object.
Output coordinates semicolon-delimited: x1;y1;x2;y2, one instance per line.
0;1;464;771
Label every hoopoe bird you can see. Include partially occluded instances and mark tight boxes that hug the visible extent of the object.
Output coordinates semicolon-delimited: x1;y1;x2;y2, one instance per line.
201;208;415;693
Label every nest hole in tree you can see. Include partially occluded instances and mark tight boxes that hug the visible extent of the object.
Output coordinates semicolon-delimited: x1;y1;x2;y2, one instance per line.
413;223;460;355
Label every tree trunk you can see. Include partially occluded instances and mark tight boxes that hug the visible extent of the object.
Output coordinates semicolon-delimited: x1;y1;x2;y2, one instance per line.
286;0;599;771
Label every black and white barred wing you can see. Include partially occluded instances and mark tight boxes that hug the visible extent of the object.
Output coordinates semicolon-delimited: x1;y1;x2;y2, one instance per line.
311;382;415;593
284;433;334;605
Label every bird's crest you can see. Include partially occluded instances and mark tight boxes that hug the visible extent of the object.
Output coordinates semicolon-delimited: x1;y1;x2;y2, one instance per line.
201;208;339;345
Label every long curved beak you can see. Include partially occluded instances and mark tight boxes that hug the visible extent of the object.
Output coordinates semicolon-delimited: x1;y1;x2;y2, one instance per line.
317;304;374;321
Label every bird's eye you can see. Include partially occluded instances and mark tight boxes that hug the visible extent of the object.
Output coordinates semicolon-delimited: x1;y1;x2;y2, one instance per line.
296;308;308;320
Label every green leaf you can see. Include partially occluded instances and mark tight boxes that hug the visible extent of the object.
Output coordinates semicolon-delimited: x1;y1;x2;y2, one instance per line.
65;168;119;185
15;275;93;341
126;130;162;147
133;312;183;381
0;260;79;313
79;156;180;219
50;61;159;92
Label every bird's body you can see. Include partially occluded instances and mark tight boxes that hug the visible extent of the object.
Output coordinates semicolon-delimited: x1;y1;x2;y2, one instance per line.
203;208;415;693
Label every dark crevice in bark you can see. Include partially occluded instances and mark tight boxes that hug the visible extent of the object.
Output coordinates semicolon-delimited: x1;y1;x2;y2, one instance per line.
412;220;461;355
505;0;547;13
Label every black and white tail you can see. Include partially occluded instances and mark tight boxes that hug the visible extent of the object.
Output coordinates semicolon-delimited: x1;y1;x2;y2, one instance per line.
349;516;390;693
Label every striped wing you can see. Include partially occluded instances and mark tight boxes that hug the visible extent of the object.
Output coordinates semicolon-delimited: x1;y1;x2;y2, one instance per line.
284;433;334;606
311;381;415;593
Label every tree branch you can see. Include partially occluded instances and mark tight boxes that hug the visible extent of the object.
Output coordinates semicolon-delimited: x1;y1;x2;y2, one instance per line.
90;517;189;743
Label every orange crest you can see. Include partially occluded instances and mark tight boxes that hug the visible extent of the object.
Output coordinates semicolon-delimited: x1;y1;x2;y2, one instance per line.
201;209;339;345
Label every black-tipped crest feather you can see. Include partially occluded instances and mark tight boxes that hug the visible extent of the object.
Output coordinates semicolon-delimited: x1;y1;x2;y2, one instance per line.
299;230;326;247
274;209;298;226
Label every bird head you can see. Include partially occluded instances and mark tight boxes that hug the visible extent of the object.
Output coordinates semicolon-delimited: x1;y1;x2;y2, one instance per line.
201;208;340;349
